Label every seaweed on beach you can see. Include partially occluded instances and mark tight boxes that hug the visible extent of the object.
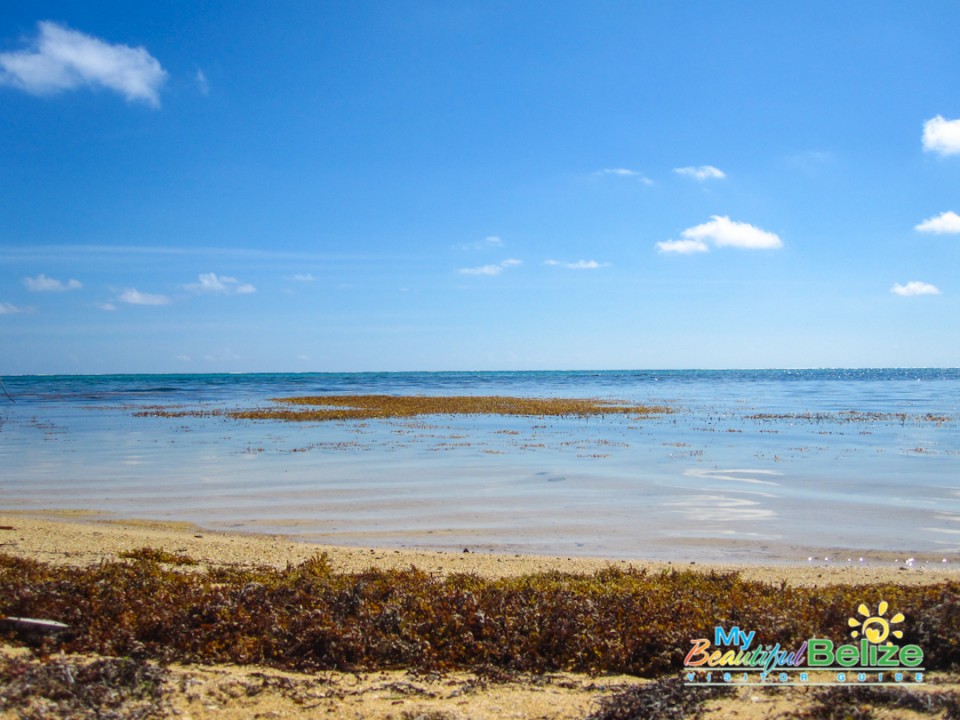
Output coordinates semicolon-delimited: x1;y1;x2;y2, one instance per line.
133;394;672;422
786;685;960;719
585;677;735;720
0;653;170;719
1;552;958;678
118;547;197;566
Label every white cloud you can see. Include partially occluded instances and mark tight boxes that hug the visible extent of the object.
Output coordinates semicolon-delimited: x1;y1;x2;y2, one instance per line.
915;210;960;234
118;288;170;305
599;168;638;177
544;259;608;269
0;302;26;315
23;273;82;292
674;165;726;181
195;68;209;95
461;235;506;251
291;273;316;282
786;150;834;170
923;116;960;156
97;302;117;312
459;258;522;276
460;264;503;276
891;281;941;297
596;168;654;185
656;239;710;254
0;21;167;106
185;272;256;294
679;215;782;250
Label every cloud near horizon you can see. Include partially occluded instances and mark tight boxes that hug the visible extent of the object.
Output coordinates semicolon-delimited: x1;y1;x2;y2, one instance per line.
674;165;726;181
185;272;256;294
23;273;82;291
658;215;782;254
915;210;960;234
0;21;167;106
891;281;941;297
922;116;960;156
117;288;171;305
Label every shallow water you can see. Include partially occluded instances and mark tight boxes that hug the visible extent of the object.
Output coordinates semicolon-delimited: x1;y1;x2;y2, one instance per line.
1;370;959;563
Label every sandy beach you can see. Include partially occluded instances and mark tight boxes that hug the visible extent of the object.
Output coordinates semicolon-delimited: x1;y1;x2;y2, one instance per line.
2;510;957;585
2;510;959;719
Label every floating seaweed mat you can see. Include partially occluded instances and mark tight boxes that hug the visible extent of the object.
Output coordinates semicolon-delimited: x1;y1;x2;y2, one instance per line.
230;395;673;422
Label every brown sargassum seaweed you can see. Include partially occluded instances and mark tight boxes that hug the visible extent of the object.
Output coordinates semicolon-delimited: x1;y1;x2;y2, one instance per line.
0;653;170;720
135;395;672;422
1;552;958;678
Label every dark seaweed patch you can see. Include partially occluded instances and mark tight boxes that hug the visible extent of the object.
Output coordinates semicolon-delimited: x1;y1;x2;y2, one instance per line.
118;547;197;566
788;685;960;719
0;653;169;719
1;553;958;678
134;395;672;422
585;676;735;720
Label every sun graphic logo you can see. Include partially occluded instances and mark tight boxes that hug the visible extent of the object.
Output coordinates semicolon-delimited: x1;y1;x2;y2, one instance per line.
809;599;923;673
848;601;905;645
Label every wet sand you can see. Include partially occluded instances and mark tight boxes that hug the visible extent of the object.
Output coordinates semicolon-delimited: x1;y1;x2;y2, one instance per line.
2;509;957;585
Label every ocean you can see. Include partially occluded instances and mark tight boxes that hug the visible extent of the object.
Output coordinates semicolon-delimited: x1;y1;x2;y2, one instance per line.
1;369;958;564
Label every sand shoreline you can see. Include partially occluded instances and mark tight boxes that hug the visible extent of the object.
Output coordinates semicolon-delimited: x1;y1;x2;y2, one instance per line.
1;509;957;586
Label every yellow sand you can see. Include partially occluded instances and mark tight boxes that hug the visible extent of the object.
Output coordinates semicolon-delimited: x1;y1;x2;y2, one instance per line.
1;510;955;586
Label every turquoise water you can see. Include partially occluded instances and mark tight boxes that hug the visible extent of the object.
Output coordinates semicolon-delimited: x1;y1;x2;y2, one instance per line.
1;370;958;563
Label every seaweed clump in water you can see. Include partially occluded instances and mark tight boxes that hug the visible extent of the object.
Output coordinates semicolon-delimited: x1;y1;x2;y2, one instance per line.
132;394;672;421
232;395;672;422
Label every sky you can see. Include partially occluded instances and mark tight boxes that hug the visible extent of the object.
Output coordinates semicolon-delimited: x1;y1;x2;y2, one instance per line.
1;1;959;374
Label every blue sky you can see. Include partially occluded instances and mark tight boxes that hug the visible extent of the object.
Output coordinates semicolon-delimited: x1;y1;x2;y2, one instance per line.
2;1;959;374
